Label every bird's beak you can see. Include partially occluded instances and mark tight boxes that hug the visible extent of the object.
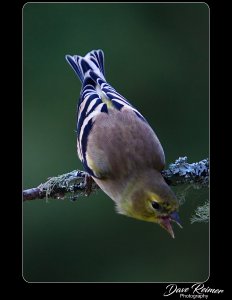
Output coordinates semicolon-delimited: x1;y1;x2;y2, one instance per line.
159;217;175;238
159;212;182;239
170;211;183;229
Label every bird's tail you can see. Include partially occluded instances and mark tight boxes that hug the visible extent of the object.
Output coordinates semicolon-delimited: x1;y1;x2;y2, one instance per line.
65;49;105;83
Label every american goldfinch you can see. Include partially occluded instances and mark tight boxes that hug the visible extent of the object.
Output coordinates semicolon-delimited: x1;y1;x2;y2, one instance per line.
65;49;181;238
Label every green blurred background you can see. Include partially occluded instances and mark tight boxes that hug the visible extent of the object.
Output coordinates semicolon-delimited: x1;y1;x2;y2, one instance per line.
23;3;209;282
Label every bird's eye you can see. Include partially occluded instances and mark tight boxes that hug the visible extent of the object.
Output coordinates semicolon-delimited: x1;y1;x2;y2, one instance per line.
151;201;160;210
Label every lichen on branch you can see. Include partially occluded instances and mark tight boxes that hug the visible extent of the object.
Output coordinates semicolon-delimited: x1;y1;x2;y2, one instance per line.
23;156;209;202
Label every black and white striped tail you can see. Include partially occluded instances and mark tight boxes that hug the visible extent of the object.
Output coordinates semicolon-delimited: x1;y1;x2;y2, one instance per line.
65;49;105;83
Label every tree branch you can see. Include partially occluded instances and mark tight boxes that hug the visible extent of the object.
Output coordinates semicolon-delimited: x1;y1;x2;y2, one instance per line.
23;157;209;202
161;156;209;187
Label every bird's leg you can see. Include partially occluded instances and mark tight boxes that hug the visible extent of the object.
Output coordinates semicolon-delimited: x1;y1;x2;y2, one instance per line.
84;174;94;196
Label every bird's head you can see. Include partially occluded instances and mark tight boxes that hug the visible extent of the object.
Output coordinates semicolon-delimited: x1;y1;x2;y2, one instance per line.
117;170;182;238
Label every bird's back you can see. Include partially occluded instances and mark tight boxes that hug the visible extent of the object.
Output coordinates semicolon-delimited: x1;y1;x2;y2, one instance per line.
86;107;165;180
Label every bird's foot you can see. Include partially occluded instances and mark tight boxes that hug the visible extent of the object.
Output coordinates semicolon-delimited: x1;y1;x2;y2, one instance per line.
84;174;94;196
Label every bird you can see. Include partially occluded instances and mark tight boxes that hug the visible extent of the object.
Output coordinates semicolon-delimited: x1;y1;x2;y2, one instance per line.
65;49;182;238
